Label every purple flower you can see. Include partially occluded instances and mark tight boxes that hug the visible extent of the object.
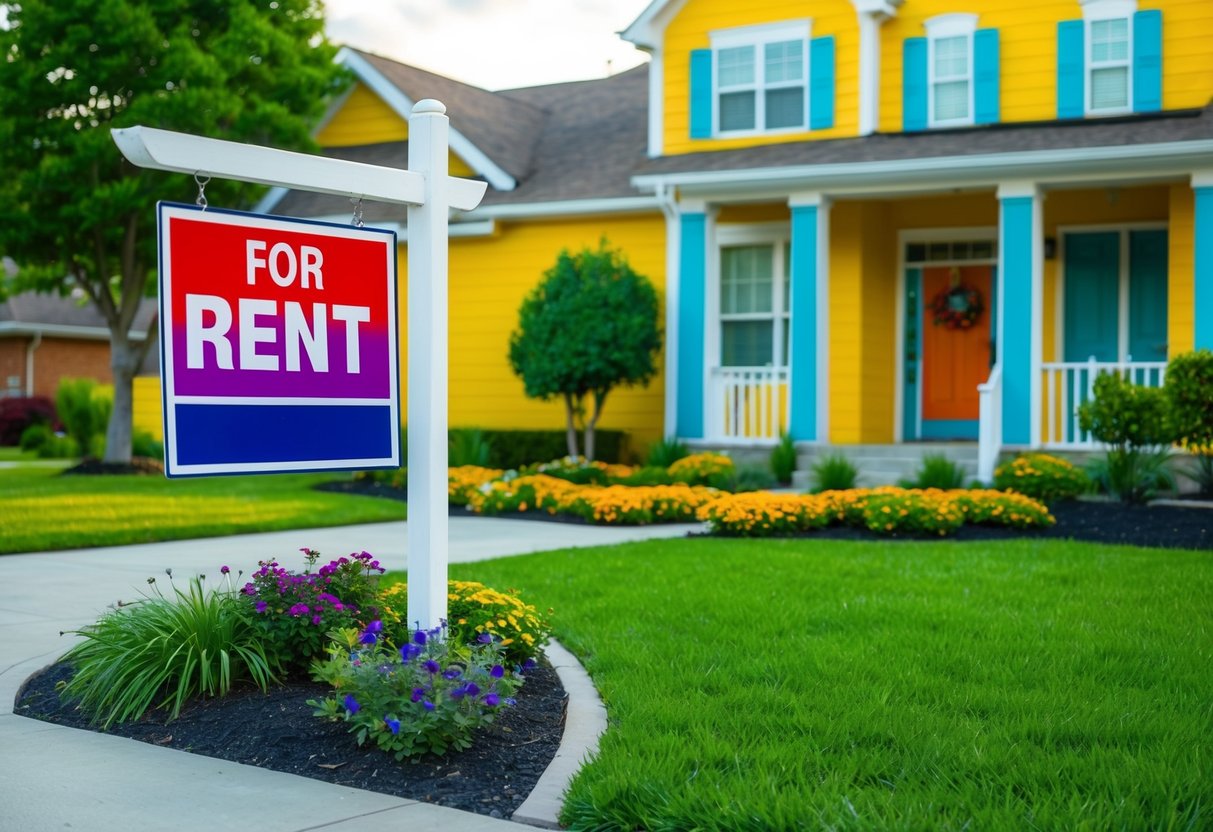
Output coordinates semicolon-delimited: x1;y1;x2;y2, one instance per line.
464;682;481;697
289;603;309;617
522;658;537;673
484;693;500;707
366;620;383;634
476;632;493;644
344;694;360;714
423;700;435;711
359;631;378;645
450;687;466;701
312;615;322;626
411;687;425;703
220;565;230;575
243;583;257;596
490;665;504;679
443;667;462;680
423;659;440;674
255;600;268;614
400;643;423;663
413;630;427;646
385;717;400;735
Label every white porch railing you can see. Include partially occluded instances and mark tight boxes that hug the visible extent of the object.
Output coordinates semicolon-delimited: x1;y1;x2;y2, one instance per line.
977;363;1003;483
708;366;788;443
1041;358;1168;448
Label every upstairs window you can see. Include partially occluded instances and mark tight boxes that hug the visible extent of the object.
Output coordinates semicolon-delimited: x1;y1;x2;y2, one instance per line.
1088;16;1131;112
689;22;835;139
903;15;999;132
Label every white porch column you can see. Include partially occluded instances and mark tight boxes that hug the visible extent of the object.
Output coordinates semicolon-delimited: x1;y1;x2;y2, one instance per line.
996;181;1043;448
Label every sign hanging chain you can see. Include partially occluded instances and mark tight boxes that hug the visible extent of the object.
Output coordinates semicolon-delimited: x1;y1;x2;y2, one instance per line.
350;196;365;227
194;173;210;210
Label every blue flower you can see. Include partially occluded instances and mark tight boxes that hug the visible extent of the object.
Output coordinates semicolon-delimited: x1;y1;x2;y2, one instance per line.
443;667;462;680
521;658;537;673
490;665;504;679
423;659;440;674
464;682;481;697
359;631;378;645
366;619;383;634
413;629;428;646
411;687;425;703
385;717;400;735
477;632;493;644
423;700;435;711
400;643;423;663
344;694;360;714
450;687;466;701
484;693;500;707
504;697;517;707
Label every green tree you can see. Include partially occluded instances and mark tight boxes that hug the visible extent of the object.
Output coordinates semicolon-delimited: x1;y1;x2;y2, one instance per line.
508;243;662;461
0;1;345;464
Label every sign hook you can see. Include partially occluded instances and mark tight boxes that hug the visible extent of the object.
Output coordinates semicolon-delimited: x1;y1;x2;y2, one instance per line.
350;196;365;227
194;173;210;210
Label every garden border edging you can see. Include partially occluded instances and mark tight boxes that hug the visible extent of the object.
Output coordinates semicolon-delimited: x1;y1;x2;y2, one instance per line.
511;640;607;829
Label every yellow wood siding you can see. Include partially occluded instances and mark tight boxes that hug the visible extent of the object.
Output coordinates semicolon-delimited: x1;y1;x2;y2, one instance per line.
132;376;163;441
317;83;476;177
443;214;668;455
1167;184;1195;356
879;1;1213;132
827;200;897;443
663;0;860;155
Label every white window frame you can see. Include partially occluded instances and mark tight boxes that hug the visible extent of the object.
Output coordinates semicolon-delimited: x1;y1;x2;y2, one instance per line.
710;21;811;138
714;223;791;370
1081;0;1136;116
925;14;978;128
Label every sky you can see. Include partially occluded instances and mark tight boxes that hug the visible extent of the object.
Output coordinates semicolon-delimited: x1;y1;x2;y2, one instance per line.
323;0;654;91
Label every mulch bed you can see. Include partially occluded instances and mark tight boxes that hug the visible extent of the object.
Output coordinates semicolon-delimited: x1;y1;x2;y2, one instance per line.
14;657;565;821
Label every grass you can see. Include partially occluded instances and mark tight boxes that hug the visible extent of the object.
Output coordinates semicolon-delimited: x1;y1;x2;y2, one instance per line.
449;537;1212;831
0;465;405;554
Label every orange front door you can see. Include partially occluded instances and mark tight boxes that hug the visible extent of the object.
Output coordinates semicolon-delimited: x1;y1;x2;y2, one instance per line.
920;266;992;436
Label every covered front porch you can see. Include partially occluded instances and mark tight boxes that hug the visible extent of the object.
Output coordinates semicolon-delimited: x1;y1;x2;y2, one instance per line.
655;175;1213;480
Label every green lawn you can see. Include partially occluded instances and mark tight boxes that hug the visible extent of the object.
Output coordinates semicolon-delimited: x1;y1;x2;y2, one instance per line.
451;537;1212;831
0;465;404;554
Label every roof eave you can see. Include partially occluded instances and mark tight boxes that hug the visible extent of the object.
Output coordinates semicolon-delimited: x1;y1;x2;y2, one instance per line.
631;139;1213;199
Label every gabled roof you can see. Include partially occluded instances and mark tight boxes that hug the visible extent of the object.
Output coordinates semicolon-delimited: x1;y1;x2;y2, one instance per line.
620;0;689;50
0;291;156;338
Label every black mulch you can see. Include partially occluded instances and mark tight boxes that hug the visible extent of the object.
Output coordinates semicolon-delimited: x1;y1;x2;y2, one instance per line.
14;658;566;821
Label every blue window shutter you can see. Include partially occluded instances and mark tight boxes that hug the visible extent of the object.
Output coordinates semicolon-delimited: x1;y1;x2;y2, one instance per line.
689;49;713;139
809;36;835;130
903;37;928;132
1133;9;1162;113
1057;20;1084;119
973;28;1000;124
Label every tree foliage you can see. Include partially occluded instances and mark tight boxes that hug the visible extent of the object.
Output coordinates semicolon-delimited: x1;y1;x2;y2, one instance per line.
0;0;346;463
508;242;661;461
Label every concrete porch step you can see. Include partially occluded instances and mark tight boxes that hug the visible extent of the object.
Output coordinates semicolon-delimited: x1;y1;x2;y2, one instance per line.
791;443;979;491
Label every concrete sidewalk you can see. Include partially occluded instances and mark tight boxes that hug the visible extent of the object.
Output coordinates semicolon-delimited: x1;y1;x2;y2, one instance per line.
0;516;698;831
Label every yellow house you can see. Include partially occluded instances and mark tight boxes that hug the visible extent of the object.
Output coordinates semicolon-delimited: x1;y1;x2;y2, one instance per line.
241;0;1213;477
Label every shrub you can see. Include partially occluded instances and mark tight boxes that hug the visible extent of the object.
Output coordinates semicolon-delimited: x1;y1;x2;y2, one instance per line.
528;456;611;486
862;491;965;536
808;453;859;493
1078;372;1176;503
380;581;551;664
59;571;276;728
310;622;525;759
0;395;54;445
19;423;78;458
1166;350;1213;493
55;378;111;459
668;452;734;488
479;428;627;469
449;428;493;467
769;432;797;484
993;452;1090;503
238;549;386;672
131;428;163;460
646;436;689;468
731;464;778;493
899;453;968;490
449;465;505;506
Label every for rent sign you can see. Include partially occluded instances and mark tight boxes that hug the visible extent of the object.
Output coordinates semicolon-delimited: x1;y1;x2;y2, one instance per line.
157;203;400;476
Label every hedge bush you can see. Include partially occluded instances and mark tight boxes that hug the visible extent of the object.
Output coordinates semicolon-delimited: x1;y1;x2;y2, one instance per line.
0;395;55;445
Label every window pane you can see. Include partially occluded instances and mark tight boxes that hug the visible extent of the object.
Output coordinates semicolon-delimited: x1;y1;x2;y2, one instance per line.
934;36;968;78
1091;18;1129;62
783;242;791;312
934;80;969;121
718;46;755;87
722;320;774;366
719;91;756;131
1091;66;1128;109
765;87;804;129
764;40;803;84
782;318;789;366
722;246;774;314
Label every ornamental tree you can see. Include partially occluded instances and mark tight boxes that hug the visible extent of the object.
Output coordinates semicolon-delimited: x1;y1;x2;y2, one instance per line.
508;243;661;461
0;1;345;464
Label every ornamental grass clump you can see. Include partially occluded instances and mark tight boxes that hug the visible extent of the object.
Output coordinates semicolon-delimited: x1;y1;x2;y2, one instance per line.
380;580;552;664
239;549;386;672
993;452;1090;503
310;622;525;759
60;569;275;729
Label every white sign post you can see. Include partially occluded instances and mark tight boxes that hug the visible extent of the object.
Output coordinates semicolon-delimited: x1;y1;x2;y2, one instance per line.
112;100;485;631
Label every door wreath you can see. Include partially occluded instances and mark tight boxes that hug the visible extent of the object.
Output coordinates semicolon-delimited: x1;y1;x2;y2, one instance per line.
930;282;983;329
